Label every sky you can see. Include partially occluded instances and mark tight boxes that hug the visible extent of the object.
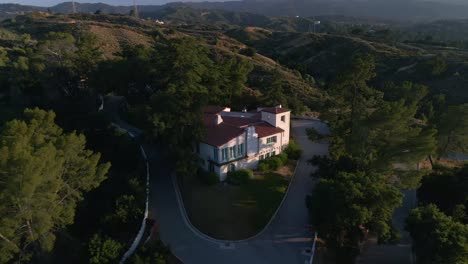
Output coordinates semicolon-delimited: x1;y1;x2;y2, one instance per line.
0;0;465;7
0;0;178;6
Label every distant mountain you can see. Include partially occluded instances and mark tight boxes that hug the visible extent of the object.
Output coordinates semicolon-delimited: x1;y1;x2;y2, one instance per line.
177;0;468;22
0;3;45;19
50;2;131;14
1;0;468;21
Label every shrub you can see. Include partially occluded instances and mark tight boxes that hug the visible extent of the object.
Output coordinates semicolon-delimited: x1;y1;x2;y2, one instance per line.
240;47;256;57
197;169;219;186
267;157;283;170
306;128;322;141
284;140;302;160
88;233;123;264
277;153;288;164
227;169;253;185
258;162;269;172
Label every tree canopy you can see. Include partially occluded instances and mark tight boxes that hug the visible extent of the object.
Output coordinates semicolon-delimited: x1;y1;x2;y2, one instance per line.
308;171;402;259
0;108;110;263
309;54;440;262
418;165;468;224
406;204;468;264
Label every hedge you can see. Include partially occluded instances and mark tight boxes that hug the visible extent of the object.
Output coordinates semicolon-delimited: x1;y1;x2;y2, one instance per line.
284;140;302;160
227;169;253;185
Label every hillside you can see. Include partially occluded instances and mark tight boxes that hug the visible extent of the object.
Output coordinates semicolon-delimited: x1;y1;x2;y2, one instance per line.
0;12;324;112
227;27;468;104
2;0;468;22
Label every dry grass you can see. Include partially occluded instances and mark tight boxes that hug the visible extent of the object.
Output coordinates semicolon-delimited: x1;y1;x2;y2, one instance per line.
88;24;153;58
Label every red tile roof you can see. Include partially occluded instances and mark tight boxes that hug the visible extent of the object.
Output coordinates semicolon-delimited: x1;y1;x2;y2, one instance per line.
202;123;245;147
254;122;284;138
221;116;260;128
202;106;286;146
261;107;290;114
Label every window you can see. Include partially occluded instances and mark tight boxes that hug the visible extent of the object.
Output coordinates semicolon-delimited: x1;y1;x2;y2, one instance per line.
229;164;236;172
213;148;219;162
281;115;286;122
272;151;276;156
209;163;214;173
221;148;229;161
229;146;237;159
267;136;277;144
238;143;244;157
266;153;271;158
260;154;264;160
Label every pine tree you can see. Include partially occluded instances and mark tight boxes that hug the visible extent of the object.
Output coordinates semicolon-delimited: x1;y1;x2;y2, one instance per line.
0;108;110;263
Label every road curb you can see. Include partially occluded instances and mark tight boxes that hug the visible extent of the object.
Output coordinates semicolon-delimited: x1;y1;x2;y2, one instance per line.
171;144;304;244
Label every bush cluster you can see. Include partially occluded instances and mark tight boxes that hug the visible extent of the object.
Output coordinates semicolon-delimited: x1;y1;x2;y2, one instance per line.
197;169;219;185
240;47;257;57
259;152;289;172
227;169;253;185
284;140;302;160
306;128;322;141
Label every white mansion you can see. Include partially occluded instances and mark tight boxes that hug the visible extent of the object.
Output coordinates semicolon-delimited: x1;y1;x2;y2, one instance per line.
198;105;291;181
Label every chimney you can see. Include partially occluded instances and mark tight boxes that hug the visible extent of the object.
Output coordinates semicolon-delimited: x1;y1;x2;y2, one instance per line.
215;114;223;125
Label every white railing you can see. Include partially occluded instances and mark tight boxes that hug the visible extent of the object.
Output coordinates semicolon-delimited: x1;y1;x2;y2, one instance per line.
118;133;151;263
309;232;318;264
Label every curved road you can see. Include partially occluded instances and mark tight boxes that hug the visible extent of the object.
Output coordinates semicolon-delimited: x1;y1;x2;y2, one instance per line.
147;119;329;264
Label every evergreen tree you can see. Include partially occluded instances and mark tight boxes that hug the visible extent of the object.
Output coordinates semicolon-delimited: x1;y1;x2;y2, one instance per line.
417;165;468;223
0;108;110;263
264;69;286;106
406;204;468;264
88;233;123;264
435;104;468;157
308;171;402;259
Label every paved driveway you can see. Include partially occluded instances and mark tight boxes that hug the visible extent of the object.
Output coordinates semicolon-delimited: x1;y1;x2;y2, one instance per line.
148;119;329;264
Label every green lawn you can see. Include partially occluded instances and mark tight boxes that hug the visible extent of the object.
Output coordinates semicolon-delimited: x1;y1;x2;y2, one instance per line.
179;167;291;240
241;173;289;229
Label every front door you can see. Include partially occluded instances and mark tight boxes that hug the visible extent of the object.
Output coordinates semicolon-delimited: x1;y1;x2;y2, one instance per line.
229;163;236;172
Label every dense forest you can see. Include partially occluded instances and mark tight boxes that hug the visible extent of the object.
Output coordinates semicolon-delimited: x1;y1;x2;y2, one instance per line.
0;5;466;264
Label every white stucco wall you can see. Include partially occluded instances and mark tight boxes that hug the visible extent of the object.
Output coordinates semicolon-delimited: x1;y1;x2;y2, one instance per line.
260;111;291;147
276;112;290;146
261;111;277;127
258;132;284;157
199;142;215;170
198;109;291;181
246;126;259;156
217;133;246;161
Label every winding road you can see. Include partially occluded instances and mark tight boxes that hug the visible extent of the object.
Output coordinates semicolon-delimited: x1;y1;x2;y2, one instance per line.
146;119;330;264
106;97;415;264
